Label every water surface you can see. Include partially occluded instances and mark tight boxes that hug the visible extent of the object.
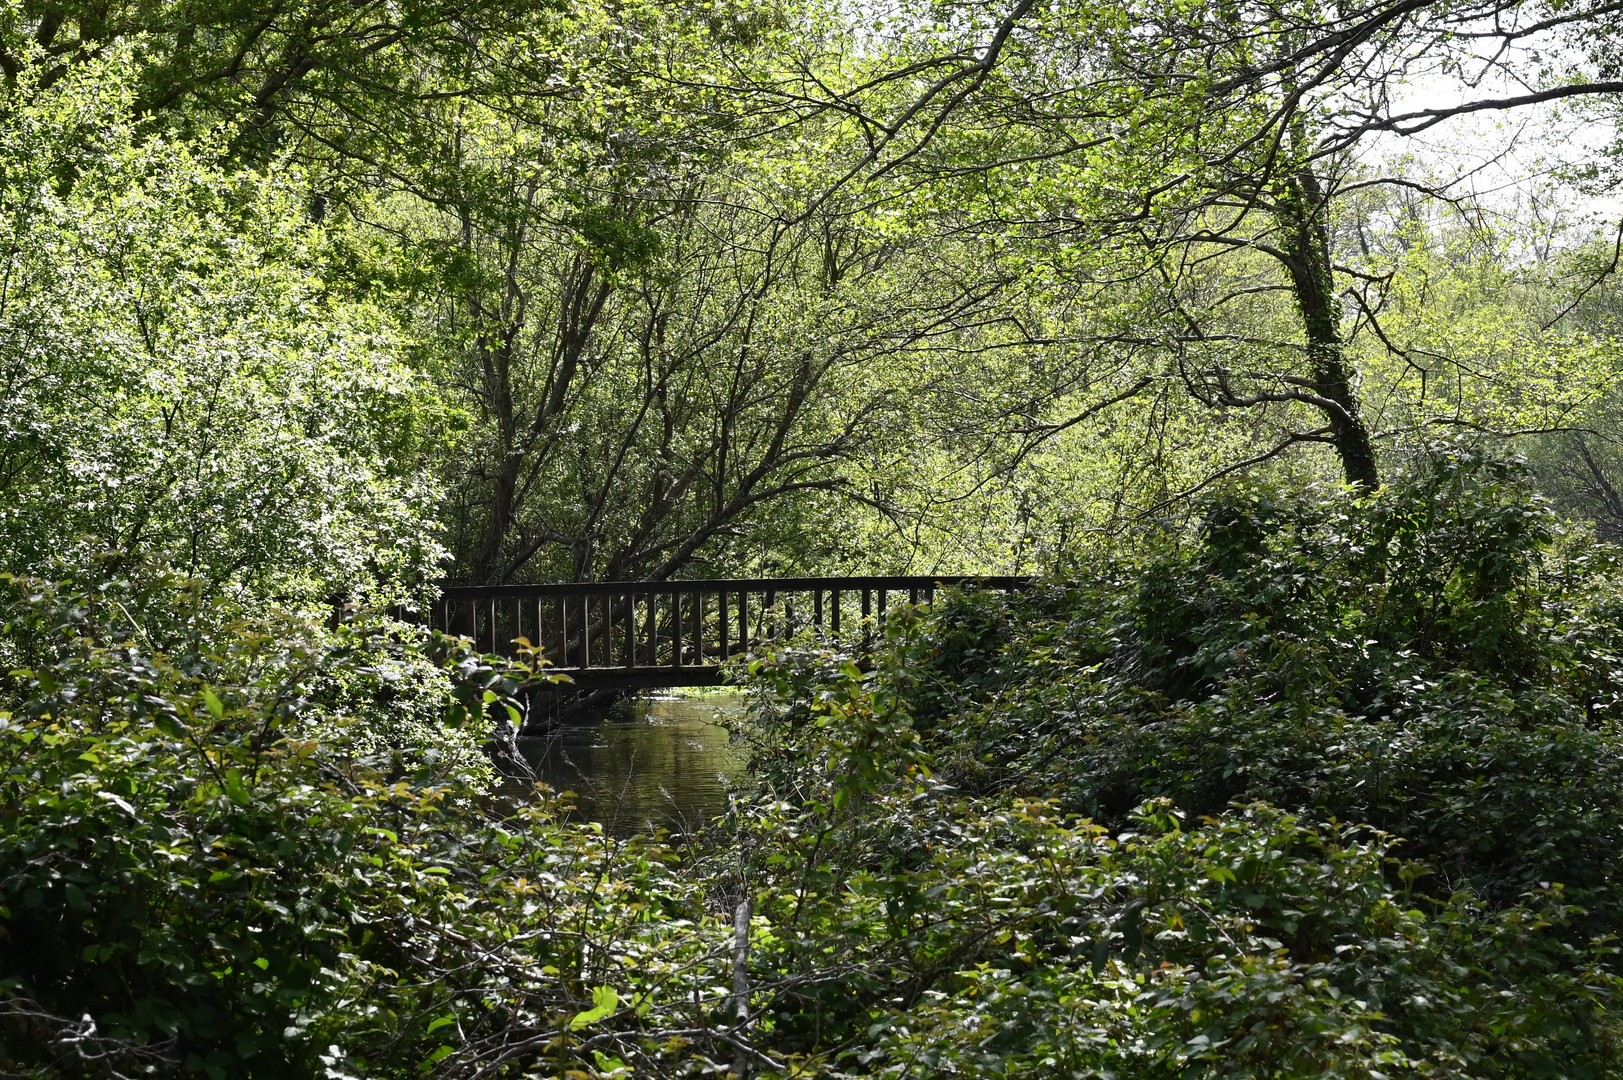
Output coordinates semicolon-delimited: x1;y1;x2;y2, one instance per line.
514;692;750;836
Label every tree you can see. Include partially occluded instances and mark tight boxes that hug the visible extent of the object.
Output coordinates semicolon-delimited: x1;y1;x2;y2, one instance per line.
752;0;1623;495
0;52;442;608
0;0;565;162
405;128;1042;584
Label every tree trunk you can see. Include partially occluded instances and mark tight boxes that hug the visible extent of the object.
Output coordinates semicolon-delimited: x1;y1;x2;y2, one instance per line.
1277;169;1381;492
467;255;611;585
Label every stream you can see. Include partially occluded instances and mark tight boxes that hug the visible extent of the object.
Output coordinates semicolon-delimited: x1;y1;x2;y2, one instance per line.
512;692;751;836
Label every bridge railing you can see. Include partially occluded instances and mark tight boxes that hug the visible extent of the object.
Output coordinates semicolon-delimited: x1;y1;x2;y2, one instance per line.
431;576;1030;687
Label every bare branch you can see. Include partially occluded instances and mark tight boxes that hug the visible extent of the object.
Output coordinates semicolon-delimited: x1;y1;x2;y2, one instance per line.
1541;218;1623;331
1353;81;1623;137
1137;427;1338;517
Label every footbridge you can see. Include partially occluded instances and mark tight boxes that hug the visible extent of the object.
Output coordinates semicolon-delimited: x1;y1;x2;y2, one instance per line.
433;576;1030;691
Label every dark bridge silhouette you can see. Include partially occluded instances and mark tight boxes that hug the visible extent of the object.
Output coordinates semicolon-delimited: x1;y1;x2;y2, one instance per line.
434;576;1031;690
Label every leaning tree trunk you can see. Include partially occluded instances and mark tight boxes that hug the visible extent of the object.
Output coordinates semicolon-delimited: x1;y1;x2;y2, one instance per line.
1277;168;1381;493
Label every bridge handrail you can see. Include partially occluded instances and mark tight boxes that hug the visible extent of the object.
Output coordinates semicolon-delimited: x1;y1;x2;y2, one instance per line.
429;575;1034;688
439;575;1032;599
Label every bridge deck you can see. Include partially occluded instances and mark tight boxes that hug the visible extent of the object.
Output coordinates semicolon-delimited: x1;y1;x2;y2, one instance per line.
432;575;1030;691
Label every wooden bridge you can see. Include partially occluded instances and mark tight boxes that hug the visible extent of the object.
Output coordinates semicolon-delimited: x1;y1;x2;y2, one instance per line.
433;576;1030;690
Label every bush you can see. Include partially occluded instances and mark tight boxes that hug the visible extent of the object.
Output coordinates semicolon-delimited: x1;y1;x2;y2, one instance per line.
0;575;747;1079
724;782;1620;1078
731;448;1623;1076
10;446;1623;1079
873;451;1623;921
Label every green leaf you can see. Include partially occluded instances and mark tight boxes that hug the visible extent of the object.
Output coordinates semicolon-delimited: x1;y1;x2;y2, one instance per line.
570;986;618;1030
223;768;250;807
202;688;224;720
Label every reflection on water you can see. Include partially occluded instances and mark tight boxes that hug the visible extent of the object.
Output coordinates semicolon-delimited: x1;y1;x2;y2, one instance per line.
513;693;750;836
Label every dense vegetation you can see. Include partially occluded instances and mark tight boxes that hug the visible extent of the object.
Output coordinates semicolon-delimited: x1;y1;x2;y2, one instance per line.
11;454;1623;1077
4;0;1623;1074
740;450;1623;1076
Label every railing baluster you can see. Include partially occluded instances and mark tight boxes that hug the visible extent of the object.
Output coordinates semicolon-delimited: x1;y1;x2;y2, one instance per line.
639;591;652;665
716;590;727;661
814;589;823;631
738;590;748;656
693;590;704;664
831;589;840;635
583;596;593;668
671;593;683;668
624;593;636;669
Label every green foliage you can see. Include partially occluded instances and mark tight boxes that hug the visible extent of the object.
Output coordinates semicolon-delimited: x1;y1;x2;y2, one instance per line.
733;449;1623;1076
11;448;1623;1079
3;0;1623;1073
871;452;1623;919
726;783;1620;1078
742;610;931;810
567;204;666;275
0;51;445;611
0;574;750;1079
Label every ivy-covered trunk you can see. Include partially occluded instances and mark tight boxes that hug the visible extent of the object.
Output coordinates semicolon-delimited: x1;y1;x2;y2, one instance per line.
1277;168;1380;492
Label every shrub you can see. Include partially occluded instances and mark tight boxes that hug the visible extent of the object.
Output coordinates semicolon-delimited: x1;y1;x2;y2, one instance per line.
875;451;1623;924
732;448;1623;1076
0;576;745;1078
